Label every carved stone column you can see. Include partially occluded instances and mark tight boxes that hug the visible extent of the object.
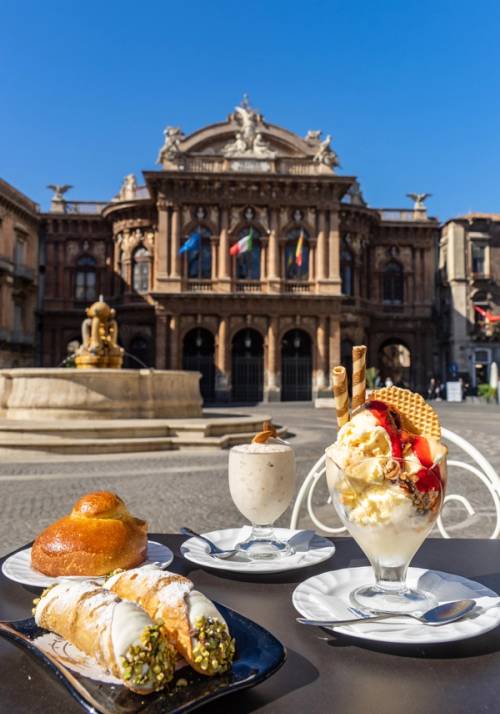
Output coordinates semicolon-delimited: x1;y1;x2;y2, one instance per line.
155;197;169;285
316;210;326;282
328;317;341;387
169;206;181;281
215;316;231;401
315;316;329;396
169;315;180;369
218;207;231;291
155;312;168;369
328;209;341;285
267;208;280;292
265;316;280;401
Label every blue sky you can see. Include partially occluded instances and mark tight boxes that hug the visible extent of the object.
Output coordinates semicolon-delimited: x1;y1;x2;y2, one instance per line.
1;0;499;219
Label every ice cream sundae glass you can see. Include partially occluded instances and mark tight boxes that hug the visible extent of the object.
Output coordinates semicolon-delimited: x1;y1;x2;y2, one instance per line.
326;347;447;613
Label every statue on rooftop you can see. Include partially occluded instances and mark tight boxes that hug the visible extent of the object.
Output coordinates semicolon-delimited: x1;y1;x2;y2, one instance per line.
312;134;339;170
157;126;184;164
47;184;73;201
223;97;276;158
118;174;137;201
407;193;432;211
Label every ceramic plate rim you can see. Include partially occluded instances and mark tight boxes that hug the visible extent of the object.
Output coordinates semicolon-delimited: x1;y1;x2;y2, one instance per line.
293;566;500;645
181;527;335;573
1;539;174;588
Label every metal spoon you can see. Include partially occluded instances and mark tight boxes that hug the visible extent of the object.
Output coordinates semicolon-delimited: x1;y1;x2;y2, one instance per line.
180;527;239;559
296;599;476;627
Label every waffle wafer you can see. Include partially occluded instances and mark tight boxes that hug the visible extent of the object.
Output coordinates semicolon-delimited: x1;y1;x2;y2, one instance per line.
370;386;441;439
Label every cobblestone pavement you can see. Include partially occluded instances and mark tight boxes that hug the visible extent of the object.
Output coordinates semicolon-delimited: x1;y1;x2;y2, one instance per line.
0;402;499;556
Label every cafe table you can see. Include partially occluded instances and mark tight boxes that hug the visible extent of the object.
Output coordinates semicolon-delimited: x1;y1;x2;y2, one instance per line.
1;535;500;714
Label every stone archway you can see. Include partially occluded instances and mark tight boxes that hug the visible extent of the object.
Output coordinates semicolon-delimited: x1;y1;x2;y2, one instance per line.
231;328;263;403
378;340;411;388
281;329;312;401
183;328;215;401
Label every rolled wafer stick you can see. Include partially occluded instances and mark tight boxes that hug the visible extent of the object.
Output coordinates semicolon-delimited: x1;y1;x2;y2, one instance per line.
332;366;349;428
351;345;367;412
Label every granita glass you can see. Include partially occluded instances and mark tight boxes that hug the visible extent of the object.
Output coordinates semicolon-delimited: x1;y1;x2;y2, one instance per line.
325;453;447;613
228;442;296;560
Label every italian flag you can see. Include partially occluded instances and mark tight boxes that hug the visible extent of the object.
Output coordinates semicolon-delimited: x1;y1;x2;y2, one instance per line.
230;228;254;257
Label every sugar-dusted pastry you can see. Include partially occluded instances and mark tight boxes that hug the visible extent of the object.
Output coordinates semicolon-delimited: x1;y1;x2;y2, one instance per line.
31;491;147;577
105;565;235;675
33;580;176;693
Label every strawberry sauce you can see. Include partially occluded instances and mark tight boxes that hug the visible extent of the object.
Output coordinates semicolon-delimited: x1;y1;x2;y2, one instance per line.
365;400;442;492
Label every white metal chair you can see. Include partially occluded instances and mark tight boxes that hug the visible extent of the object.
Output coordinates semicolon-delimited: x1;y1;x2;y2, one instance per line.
289;426;500;539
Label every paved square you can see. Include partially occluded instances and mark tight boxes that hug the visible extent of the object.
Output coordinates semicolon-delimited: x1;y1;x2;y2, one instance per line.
0;402;499;557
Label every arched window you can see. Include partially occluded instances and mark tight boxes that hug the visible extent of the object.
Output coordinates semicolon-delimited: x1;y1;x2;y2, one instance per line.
132;246;150;293
235;227;261;280
187;226;212;279
285;228;309;280
341;248;354;296
75;255;97;301
383;260;404;304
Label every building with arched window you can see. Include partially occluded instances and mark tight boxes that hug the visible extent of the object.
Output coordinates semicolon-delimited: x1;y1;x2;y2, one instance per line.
37;99;442;396
440;214;500;388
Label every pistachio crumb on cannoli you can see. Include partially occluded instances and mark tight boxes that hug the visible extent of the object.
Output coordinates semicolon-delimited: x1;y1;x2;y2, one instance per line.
33;580;176;693
192;615;236;675
105;565;236;676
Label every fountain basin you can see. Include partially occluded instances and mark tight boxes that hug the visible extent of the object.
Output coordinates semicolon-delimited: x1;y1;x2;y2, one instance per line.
0;369;202;420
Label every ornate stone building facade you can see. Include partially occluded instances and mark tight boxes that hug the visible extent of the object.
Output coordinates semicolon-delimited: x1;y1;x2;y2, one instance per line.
39;100;440;400
439;214;500;387
0;179;39;367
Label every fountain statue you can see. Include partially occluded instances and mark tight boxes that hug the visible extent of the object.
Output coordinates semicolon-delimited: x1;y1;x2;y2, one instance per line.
75;297;124;369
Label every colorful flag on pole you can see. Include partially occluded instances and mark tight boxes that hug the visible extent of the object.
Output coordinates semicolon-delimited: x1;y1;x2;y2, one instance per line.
179;232;201;254
295;230;304;267
230;227;254;257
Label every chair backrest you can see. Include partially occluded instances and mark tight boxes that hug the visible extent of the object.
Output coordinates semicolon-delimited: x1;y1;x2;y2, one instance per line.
289;426;500;539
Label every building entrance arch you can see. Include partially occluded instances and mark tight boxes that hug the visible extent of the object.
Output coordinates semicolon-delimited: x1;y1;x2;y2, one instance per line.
182;328;215;401
231;328;263;403
281;329;312;401
378;340;412;388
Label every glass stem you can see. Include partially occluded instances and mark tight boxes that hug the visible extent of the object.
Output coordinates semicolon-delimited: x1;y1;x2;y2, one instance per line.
250;524;274;541
373;563;409;593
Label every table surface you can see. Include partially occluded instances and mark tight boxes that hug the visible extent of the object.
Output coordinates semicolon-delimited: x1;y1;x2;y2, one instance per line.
2;536;500;714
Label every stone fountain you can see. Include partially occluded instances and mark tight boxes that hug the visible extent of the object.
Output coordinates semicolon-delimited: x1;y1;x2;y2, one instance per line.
0;300;285;455
0;298;202;420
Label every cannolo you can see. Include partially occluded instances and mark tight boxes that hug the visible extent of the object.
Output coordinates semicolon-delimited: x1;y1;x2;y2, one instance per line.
105;566;235;676
33;580;176;693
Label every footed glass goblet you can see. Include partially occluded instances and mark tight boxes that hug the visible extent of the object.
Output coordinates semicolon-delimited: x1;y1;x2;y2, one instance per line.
228;442;296;560
325;453;446;613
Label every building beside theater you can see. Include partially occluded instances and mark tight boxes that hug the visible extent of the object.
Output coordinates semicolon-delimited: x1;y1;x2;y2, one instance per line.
33;100;441;400
439;214;500;387
0;179;39;368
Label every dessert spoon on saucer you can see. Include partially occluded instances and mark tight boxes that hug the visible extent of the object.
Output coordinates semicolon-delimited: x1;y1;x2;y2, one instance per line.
297;599;476;627
179;527;239;559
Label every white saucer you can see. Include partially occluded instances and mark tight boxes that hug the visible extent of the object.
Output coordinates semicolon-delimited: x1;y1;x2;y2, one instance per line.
293;566;500;644
181;527;335;574
1;540;174;588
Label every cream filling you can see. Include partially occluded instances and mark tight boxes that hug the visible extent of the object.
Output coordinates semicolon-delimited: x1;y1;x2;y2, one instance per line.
111;600;157;686
186;590;227;631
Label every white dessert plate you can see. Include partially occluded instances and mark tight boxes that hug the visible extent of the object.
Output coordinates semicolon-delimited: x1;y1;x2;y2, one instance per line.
1;540;173;588
293;566;500;645
181;527;335;573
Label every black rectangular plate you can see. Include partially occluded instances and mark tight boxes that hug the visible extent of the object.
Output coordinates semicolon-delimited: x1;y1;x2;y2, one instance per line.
0;603;286;713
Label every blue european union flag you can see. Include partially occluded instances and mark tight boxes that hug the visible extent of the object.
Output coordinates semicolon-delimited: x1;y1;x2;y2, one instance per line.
179;232;201;254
